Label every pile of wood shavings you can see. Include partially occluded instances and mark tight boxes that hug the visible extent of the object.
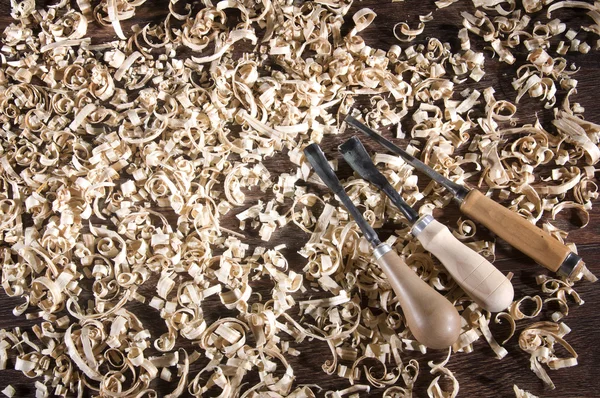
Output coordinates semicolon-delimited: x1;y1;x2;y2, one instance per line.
0;0;598;397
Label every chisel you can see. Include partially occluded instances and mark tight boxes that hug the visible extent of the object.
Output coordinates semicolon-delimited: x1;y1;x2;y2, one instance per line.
345;115;584;278
340;137;513;312
304;143;461;349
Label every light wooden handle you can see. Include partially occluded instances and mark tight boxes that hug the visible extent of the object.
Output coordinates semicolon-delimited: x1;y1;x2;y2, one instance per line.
375;246;461;349
460;189;577;274
415;219;514;312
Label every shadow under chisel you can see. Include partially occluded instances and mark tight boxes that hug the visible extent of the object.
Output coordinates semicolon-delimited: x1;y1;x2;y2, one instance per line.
344;115;585;279
339;136;513;313
303;143;461;350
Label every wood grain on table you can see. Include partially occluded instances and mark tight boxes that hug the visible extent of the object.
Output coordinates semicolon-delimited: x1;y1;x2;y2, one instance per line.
1;1;599;397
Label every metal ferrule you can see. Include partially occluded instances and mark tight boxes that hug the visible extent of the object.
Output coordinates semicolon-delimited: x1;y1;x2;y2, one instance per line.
452;186;470;204
373;244;393;260
410;214;434;238
557;252;584;278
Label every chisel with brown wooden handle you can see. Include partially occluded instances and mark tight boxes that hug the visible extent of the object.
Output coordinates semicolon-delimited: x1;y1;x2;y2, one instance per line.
345;115;584;278
340;137;514;312
304;143;461;349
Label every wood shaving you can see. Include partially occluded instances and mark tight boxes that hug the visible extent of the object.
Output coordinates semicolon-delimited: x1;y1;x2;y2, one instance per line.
518;322;578;389
513;384;539;398
0;385;15;398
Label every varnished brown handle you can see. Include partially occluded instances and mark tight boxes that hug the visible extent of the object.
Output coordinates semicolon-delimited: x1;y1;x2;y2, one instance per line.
460;189;577;274
415;218;514;312
375;246;461;349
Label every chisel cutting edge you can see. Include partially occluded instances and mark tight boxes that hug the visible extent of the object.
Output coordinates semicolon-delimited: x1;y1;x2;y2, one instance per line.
304;143;461;349
339;136;513;312
345;115;584;278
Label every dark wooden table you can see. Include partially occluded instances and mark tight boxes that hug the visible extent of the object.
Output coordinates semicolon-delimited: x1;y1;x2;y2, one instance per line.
1;1;599;397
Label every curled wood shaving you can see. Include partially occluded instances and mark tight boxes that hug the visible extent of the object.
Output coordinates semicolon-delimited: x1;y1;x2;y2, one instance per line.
509;296;544;320
427;349;459;398
518;322;578;389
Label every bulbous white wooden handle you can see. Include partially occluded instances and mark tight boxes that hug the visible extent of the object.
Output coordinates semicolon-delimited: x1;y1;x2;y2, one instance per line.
375;245;461;349
414;218;514;312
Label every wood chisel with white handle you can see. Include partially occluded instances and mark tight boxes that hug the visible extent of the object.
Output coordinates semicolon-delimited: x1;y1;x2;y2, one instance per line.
304;143;461;349
340;136;514;312
345;115;585;279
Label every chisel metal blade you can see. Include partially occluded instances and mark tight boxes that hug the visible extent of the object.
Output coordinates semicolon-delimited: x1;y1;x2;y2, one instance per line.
339;137;420;225
304;143;381;248
345;115;470;202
